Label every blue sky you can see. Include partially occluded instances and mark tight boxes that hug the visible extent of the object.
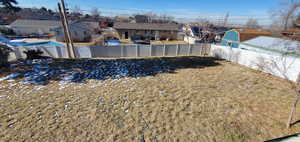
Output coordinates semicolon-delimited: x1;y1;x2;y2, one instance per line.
17;0;282;25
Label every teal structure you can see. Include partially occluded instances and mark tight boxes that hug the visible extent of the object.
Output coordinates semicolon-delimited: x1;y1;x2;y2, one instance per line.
221;29;240;48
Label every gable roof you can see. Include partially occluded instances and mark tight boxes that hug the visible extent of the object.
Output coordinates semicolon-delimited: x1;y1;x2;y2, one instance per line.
113;22;180;31
10;19;61;27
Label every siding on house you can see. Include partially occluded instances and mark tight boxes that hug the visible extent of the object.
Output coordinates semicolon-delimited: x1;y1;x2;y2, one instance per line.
113;22;181;40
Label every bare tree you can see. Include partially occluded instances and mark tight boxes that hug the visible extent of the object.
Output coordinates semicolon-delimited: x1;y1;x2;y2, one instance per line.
245;18;261;29
287;79;300;128
91;7;100;18
196;18;211;27
72;5;82;15
158;14;174;23
0;43;12;67
255;41;300;128
270;53;299;128
0;0;20;12
271;0;300;30
69;5;83;20
145;12;158;23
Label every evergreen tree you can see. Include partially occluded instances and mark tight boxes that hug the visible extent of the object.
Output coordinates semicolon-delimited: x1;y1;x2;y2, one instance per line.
0;0;20;12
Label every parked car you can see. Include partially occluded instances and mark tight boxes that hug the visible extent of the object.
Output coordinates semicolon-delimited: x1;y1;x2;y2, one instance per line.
133;40;150;45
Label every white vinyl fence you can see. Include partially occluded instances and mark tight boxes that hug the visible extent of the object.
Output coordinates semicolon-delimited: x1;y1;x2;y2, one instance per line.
210;44;300;82
89;44;210;58
10;44;211;60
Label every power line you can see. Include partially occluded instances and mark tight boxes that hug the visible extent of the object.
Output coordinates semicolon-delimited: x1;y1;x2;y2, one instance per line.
62;2;273;25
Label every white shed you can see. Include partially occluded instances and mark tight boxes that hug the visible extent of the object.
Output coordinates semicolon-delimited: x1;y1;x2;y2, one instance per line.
52;21;98;42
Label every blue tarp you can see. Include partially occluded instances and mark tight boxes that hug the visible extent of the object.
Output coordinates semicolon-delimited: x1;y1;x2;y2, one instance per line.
0;34;64;47
0;34;15;46
105;40;120;46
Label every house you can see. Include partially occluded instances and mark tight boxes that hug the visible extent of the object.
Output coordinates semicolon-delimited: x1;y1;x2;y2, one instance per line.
113;22;181;41
179;24;196;44
221;29;272;48
9;19;61;36
52;21;99;42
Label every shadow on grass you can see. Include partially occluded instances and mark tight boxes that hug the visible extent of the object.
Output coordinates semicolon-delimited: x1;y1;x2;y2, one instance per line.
0;56;221;85
290;120;300;127
264;133;300;142
0;44;11;67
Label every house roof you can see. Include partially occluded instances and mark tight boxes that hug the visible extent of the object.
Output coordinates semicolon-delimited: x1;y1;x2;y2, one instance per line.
242;36;300;54
10;19;61;27
113;22;180;31
282;29;300;36
235;29;272;42
51;21;98;32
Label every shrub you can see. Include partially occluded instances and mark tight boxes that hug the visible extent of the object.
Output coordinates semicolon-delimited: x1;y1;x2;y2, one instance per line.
0;27;16;36
23;49;44;60
212;48;227;59
0;44;12;67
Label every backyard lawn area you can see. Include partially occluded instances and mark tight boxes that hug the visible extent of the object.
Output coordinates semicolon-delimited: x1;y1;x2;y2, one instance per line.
0;56;299;142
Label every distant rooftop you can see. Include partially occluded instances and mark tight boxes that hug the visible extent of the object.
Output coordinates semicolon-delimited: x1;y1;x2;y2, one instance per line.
113;22;180;31
235;29;272;42
10;19;61;27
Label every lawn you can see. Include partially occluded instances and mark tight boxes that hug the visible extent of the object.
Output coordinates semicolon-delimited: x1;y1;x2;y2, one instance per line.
0;56;299;142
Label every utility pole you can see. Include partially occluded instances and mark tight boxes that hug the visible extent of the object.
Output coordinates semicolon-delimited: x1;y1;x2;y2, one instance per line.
223;12;229;27
58;3;71;58
59;0;76;58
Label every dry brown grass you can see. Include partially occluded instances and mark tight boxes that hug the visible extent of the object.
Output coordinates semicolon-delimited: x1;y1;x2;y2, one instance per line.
0;57;299;142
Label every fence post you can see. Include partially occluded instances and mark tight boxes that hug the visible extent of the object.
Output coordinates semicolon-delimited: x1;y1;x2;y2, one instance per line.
121;45;123;57
55;46;60;58
200;44;203;55
163;44;166;56
208;44;211;56
205;44;208;55
188;44;191;56
136;44;139;57
204;44;209;56
176;44;179;56
149;44;152;57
